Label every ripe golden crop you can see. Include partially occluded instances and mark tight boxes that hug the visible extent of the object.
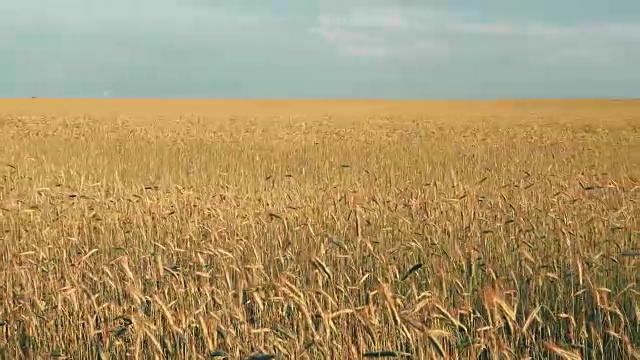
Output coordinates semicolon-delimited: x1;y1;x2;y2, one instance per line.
0;99;638;358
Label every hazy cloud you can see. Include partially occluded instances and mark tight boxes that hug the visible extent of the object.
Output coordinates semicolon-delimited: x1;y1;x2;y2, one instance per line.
1;0;639;98
310;5;640;66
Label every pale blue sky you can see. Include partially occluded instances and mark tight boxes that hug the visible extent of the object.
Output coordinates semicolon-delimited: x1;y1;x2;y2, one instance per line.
1;0;639;99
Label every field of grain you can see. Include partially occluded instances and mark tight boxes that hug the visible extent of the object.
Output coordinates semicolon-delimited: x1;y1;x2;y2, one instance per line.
0;99;638;359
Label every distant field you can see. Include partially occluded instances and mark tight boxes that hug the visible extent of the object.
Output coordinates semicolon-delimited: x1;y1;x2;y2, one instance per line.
0;99;638;359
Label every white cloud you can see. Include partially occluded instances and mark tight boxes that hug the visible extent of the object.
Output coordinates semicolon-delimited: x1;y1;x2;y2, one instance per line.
308;25;390;58
308;7;444;59
317;10;410;32
448;22;516;35
497;22;640;39
309;26;373;44
309;5;640;64
2;0;275;36
603;24;640;39
343;45;390;58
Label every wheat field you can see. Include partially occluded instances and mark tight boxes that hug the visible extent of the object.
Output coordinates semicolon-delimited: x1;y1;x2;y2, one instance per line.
0;99;638;359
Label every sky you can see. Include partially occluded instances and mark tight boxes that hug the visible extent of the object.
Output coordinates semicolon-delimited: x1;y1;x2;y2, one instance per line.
1;0;639;99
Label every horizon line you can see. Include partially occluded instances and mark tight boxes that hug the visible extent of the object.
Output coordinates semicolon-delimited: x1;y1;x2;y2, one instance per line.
2;97;638;102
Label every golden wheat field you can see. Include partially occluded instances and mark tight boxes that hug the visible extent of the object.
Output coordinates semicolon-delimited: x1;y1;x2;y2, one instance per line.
0;99;638;359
